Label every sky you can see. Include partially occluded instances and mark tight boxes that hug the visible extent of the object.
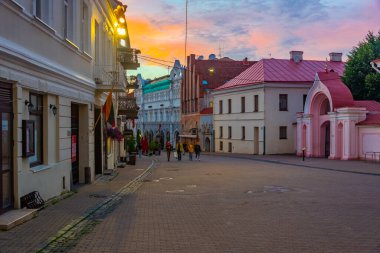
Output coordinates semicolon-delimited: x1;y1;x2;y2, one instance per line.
123;0;380;79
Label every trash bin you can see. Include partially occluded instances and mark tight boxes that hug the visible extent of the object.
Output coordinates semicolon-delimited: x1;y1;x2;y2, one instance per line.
85;166;91;184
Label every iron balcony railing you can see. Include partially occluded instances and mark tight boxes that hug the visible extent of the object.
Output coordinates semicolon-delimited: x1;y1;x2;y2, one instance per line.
94;63;126;92
117;48;141;70
118;92;139;119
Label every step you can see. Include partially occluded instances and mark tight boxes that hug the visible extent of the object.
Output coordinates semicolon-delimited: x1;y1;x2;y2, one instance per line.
0;209;38;231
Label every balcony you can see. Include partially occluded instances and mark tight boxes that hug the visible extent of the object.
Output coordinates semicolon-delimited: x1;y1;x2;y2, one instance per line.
118;92;139;119
117;48;141;70
94;64;126;92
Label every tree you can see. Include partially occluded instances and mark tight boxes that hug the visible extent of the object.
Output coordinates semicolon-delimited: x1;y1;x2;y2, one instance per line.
343;31;380;101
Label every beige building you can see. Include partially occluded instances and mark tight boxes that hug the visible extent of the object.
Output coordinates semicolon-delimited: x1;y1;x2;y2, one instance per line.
0;0;139;213
213;51;345;155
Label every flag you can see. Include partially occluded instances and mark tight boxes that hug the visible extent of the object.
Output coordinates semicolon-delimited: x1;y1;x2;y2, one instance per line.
103;92;115;127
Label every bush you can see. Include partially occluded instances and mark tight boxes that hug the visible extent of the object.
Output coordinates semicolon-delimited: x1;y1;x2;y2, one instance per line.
149;141;158;151
126;134;136;153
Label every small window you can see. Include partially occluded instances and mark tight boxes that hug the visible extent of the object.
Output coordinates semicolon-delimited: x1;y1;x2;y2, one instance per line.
29;93;43;167
219;126;223;138
303;94;307;111
241;97;245;113
279;94;288;111
279;126;287;139
219;141;223;151
228;126;231;139
242;126;245;140
228;99;231;114
254;95;259;112
219;100;223;114
228;142;232;152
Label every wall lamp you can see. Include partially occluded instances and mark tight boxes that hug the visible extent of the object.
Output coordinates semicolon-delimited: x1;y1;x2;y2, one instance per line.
25;100;34;112
50;104;57;116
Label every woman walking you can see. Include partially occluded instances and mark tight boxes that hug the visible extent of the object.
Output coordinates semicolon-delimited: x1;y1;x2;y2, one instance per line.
195;142;201;161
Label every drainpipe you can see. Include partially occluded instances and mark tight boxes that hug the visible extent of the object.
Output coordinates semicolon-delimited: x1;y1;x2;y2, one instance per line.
263;126;266;155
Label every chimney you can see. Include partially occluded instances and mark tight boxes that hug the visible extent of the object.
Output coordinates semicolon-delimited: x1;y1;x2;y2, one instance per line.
290;51;303;63
329;52;342;62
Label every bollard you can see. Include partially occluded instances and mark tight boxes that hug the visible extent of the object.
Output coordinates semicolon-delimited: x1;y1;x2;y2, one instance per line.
302;148;306;161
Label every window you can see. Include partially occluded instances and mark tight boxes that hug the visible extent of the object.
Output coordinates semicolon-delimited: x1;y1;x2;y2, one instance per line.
219;126;223;138
35;0;50;24
242;126;245;140
280;126;287;139
228;99;231;114
303;94;307;111
241;97;245;113
29;93;43;166
228;142;232;152
82;2;90;52
219;100;223;114
64;0;74;41
254;95;259;112
219;141;223;151
279;94;288;111
228;126;231;139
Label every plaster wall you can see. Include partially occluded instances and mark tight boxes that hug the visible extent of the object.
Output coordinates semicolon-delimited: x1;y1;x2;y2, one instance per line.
264;86;310;154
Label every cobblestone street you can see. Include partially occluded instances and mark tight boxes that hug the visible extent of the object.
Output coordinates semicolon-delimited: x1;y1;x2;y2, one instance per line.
1;154;380;252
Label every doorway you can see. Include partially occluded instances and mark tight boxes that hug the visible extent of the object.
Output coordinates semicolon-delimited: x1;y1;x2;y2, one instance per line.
253;127;259;155
324;122;331;158
205;137;210;152
71;104;79;184
94;108;102;176
0;83;13;213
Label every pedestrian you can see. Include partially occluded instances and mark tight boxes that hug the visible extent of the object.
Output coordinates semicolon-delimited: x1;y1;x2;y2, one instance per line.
188;143;194;161
165;140;172;161
137;141;142;158
176;141;183;161
195;142;201;161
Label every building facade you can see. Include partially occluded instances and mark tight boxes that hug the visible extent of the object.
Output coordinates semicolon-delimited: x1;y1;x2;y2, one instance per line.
0;0;139;213
181;54;255;150
213;51;345;155
297;71;380;160
135;60;182;148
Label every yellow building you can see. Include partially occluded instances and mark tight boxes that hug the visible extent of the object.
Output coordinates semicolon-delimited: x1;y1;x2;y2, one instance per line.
0;0;139;213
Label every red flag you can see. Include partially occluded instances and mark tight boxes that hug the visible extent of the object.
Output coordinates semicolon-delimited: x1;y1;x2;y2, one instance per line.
103;92;115;127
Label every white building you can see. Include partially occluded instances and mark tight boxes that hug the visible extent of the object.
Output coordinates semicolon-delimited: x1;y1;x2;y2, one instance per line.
0;0;138;213
135;60;182;148
213;51;345;155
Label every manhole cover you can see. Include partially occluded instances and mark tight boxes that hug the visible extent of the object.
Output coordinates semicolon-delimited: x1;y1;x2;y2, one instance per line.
186;185;197;188
89;193;108;198
159;177;173;180
166;190;185;193
263;186;291;193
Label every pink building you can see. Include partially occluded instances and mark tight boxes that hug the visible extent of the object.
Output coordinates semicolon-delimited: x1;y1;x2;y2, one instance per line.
297;71;380;160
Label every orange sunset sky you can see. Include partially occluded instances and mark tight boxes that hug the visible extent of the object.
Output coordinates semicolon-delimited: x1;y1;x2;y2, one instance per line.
122;0;380;79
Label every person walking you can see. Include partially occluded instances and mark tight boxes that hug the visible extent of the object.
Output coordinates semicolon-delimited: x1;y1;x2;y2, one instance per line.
176;141;183;161
165;140;172;162
195;142;201;161
188;143;194;161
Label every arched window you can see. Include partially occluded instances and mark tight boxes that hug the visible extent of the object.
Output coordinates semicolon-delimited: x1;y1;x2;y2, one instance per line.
320;99;330;115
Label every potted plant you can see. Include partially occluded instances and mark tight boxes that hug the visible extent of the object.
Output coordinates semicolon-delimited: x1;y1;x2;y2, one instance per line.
126;134;137;165
149;141;158;156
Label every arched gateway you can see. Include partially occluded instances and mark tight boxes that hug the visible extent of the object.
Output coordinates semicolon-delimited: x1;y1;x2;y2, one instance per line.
297;71;380;160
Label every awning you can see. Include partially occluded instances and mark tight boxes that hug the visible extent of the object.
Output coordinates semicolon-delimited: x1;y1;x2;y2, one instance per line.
179;134;197;138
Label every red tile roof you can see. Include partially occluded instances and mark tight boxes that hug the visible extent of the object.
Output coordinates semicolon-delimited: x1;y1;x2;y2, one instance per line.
200;107;213;115
357;114;380;126
353;101;380;112
216;58;345;90
317;71;354;109
194;59;256;90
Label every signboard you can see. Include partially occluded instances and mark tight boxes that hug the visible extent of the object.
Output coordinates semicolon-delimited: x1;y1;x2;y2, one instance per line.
71;135;77;162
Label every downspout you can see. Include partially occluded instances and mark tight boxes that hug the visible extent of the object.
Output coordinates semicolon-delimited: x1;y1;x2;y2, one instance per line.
263;126;266;155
